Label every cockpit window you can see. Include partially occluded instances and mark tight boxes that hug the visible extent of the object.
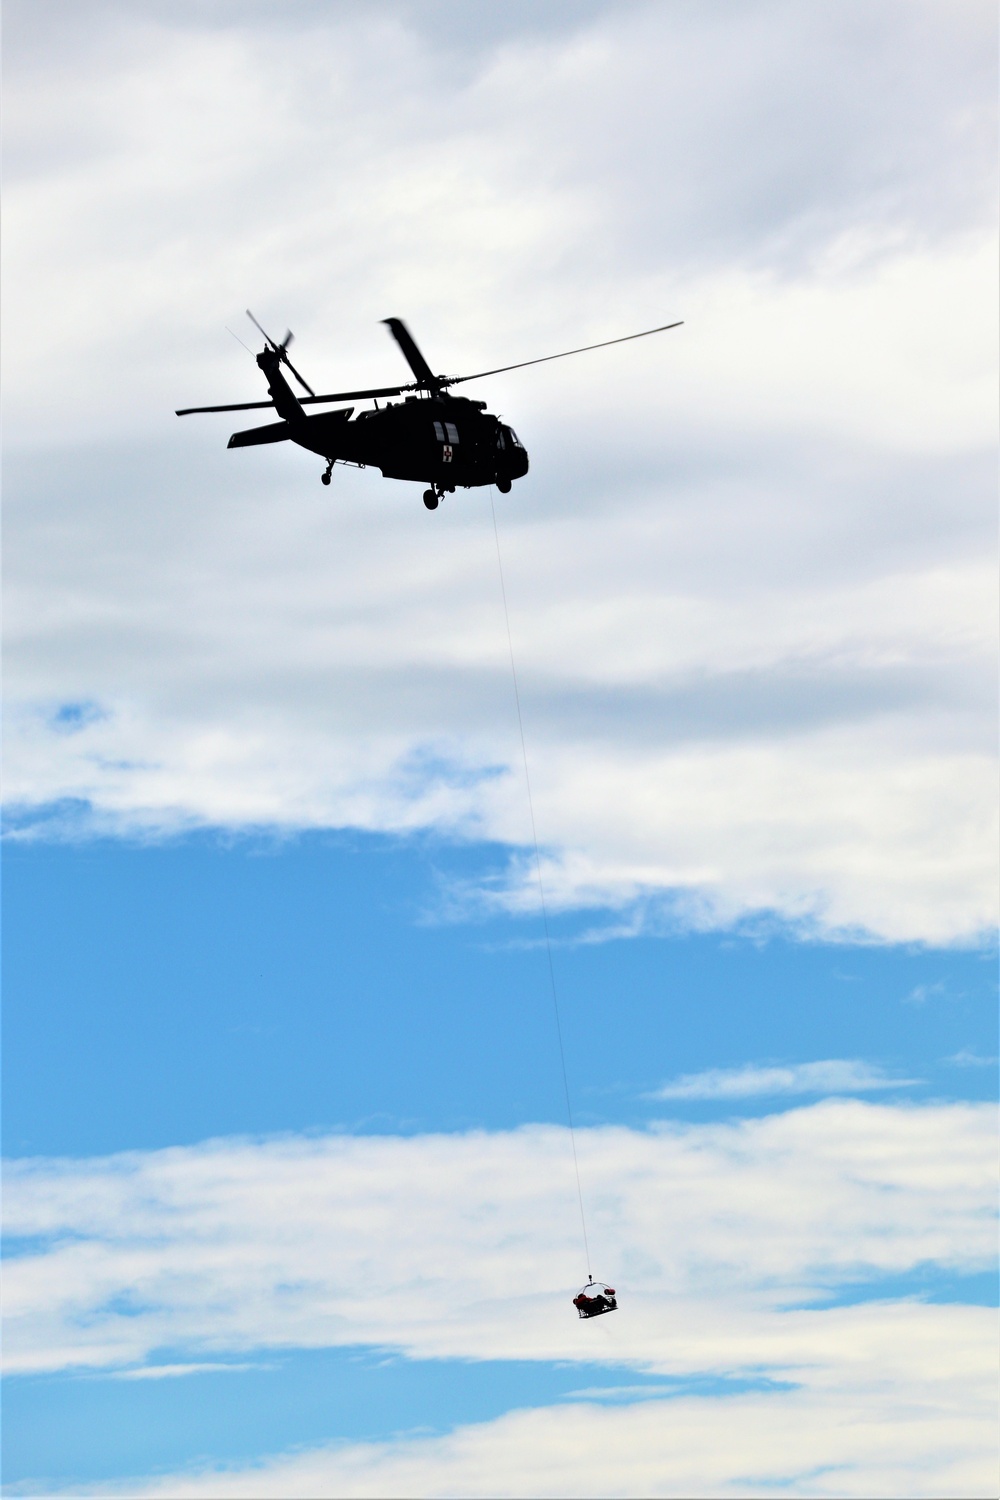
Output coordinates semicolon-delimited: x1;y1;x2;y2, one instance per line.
508;429;523;448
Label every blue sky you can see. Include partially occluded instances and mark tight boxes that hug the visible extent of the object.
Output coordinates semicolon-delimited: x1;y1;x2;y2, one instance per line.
3;1;998;1495
4;833;997;1162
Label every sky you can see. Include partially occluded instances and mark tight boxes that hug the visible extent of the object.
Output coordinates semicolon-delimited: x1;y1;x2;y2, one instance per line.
2;1;998;1495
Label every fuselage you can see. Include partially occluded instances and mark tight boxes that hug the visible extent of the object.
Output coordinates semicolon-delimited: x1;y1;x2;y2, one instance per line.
232;349;529;493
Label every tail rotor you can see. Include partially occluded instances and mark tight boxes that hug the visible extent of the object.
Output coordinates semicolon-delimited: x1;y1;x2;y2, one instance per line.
246;309;316;397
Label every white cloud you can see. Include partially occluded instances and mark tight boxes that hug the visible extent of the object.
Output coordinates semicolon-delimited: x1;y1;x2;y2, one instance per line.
60;1362;1000;1498
5;1100;996;1496
653;1059;917;1099
3;0;997;943
4;1102;995;1378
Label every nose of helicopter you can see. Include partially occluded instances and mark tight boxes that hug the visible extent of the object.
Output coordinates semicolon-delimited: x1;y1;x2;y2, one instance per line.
501;425;529;478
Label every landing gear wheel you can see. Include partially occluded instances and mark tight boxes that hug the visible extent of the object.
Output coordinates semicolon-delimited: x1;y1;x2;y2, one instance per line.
495;477;511;494
423;489;439;510
321;462;333;486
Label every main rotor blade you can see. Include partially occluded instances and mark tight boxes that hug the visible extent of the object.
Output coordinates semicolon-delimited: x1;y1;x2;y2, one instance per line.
299;383;408;405
176;398;280;415
181;317;682;415
176;382;411;416
382;317;439;389
444;320;684;386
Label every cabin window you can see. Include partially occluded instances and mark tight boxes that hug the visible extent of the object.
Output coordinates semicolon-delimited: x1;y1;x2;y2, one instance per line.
444;422;460;443
433;421;445;441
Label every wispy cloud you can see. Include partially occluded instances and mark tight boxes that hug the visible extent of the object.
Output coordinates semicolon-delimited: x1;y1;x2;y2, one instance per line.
905;982;951;1005
652;1059;919;1100
108;1361;272;1380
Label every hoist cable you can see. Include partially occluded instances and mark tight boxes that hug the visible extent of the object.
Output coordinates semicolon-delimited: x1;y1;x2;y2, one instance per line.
489;491;592;1279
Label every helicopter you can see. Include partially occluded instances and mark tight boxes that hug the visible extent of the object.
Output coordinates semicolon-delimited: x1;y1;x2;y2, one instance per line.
177;311;683;510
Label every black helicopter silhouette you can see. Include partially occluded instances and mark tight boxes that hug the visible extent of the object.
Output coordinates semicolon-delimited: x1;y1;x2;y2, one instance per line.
177;312;682;510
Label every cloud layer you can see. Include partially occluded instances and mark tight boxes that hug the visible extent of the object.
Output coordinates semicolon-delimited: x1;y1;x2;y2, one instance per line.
4;0;997;942
5;1101;995;1376
5;1099;996;1495
69;1364;999;1499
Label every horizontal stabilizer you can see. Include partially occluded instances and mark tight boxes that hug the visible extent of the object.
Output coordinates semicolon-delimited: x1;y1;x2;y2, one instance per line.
227;407;356;449
228;420;293;448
